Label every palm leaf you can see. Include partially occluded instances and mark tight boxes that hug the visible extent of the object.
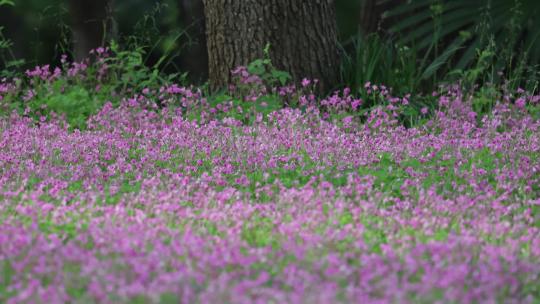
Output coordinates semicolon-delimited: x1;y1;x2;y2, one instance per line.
385;0;540;73
421;36;465;80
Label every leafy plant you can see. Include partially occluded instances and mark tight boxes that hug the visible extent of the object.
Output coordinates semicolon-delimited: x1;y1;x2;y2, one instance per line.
385;0;540;90
194;46;293;125
339;29;465;97
246;44;292;88
340;33;417;94
25;84;99;130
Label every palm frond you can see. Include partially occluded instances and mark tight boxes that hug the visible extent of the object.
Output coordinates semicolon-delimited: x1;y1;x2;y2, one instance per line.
386;0;540;73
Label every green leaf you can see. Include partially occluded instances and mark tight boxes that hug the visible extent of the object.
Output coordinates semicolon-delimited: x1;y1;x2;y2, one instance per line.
0;0;14;6
421;37;465;80
396;0;540;75
270;70;291;86
247;59;266;75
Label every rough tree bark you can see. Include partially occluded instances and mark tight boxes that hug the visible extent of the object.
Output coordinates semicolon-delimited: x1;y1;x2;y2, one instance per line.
179;0;208;84
203;0;341;93
68;0;116;61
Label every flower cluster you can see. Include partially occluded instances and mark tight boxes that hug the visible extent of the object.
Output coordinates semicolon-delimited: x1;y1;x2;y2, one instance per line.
0;82;539;303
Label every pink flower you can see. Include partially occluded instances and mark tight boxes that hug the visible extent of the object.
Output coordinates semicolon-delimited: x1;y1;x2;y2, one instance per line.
342;115;354;128
351;99;362;111
515;97;526;109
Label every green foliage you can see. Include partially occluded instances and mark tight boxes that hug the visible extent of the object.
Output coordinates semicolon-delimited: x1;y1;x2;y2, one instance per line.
339;0;540;114
191;48;292;124
340;34;419;95
0;260;15;302
361;215;388;254
199;92;283;125
106;40;178;94
358;153;410;199
25;85;99;130
386;0;540;91
38;220;79;242
241;215;278;248
1;42;183;129
159;293;180;304
340;32;466;96
247;44;292;87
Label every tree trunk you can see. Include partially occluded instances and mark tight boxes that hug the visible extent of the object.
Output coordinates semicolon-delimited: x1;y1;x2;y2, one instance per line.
203;0;340;93
68;0;116;61
0;5;23;69
179;0;208;84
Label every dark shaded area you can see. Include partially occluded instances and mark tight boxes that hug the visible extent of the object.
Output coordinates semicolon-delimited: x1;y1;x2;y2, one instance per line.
1;0;538;92
0;0;69;69
0;0;365;84
178;0;208;83
68;0;115;61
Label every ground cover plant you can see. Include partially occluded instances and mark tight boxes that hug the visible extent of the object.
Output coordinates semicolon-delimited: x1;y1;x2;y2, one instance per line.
0;51;540;303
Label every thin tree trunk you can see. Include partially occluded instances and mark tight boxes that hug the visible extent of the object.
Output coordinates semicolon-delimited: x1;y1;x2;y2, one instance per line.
179;0;208;84
203;0;340;93
0;5;22;68
68;0;116;61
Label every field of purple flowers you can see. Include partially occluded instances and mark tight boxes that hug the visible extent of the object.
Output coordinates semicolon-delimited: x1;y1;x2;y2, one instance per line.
1;53;540;303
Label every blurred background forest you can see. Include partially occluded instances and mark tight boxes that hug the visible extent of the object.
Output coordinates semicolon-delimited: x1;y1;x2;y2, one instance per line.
1;0;540;94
